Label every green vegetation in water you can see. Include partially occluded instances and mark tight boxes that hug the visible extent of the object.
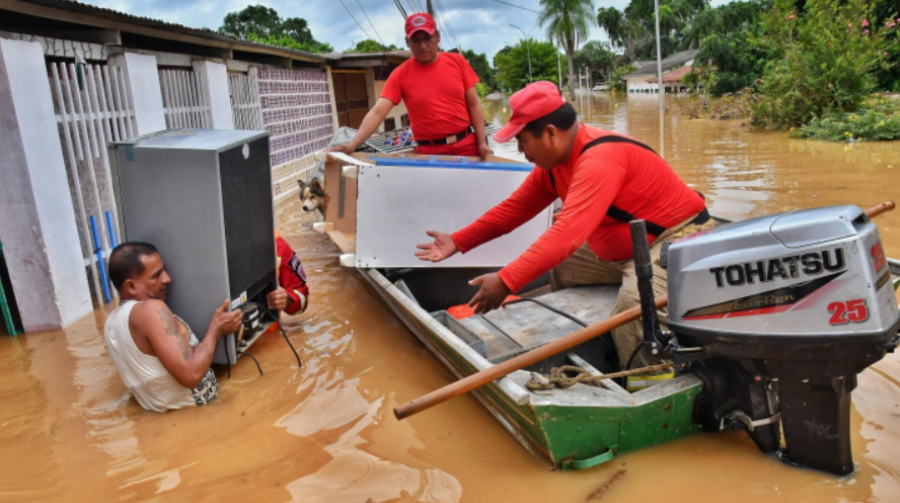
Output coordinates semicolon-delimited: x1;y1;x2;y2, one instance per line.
749;0;897;128
672;91;757;121
792;96;900;142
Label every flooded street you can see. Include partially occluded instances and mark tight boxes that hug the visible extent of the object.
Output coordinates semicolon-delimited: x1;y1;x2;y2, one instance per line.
2;95;900;502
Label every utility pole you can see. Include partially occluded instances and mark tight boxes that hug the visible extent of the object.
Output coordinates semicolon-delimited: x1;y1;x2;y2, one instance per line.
427;0;434;15
557;51;562;92
654;0;664;155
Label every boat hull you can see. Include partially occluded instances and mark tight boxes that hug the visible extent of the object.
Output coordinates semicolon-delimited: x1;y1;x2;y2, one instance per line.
359;268;703;470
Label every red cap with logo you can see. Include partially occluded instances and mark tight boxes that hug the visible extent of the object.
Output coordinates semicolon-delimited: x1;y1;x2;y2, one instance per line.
493;81;567;143
405;13;437;39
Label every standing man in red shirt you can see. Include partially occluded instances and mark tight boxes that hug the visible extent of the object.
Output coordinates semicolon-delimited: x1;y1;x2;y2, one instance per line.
415;81;715;369
329;13;493;159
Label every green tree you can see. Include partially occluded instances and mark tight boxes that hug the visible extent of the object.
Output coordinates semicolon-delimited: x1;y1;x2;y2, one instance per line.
691;0;772;95
597;0;709;61
495;39;561;91
597;6;649;61
538;0;597;98
346;39;401;53
574;40;617;84
220;5;333;53
221;5;282;39
462;49;496;90
750;0;894;127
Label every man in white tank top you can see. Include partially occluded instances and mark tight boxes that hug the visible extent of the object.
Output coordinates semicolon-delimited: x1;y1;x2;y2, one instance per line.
104;242;242;412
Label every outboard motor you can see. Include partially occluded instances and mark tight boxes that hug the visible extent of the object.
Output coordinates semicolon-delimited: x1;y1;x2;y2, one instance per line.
641;205;900;475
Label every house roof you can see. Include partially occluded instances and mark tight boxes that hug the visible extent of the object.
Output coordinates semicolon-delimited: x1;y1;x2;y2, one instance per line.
6;0;328;63
623;49;699;79
646;65;693;84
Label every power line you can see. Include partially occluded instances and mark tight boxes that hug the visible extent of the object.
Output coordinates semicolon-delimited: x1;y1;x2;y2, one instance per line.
336;0;375;44
407;0;424;15
433;0;462;49
354;0;388;50
485;0;541;14
392;0;408;19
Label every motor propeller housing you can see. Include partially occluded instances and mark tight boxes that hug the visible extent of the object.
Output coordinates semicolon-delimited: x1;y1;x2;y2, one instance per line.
654;206;898;475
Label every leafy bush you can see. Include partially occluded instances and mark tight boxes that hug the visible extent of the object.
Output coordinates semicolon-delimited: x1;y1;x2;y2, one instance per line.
475;82;490;99
609;64;636;92
690;0;773;96
750;0;894;128
792;96;900;141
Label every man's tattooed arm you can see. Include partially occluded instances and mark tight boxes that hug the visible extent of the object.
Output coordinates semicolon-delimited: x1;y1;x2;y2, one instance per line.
156;306;192;361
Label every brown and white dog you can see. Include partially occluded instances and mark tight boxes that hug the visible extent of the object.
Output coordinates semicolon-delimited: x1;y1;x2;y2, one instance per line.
298;178;327;221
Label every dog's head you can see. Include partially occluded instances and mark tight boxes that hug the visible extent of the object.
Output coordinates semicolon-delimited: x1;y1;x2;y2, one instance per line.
298;178;325;213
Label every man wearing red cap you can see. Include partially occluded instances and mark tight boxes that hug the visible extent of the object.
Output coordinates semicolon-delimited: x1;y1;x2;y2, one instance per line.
329;13;492;159
416;81;715;369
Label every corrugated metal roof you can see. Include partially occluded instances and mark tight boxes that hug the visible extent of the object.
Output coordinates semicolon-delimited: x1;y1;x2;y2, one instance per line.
623;49;699;79
646;65;693;83
15;0;327;62
323;50;412;60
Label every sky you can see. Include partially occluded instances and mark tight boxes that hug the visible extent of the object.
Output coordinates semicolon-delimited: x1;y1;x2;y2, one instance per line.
86;0;729;62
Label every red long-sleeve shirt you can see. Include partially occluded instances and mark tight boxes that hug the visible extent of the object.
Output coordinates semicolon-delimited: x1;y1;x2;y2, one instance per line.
276;236;309;315
451;124;705;293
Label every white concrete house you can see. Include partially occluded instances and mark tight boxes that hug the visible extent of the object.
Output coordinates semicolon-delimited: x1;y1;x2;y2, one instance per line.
624;49;699;94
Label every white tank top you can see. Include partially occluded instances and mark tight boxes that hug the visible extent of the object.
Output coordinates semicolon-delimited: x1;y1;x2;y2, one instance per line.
104;300;218;412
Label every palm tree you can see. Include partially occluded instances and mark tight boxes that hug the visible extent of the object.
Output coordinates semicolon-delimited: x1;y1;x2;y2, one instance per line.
597;6;649;62
538;0;597;99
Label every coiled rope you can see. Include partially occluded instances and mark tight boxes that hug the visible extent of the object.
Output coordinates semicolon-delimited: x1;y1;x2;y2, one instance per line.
525;362;682;390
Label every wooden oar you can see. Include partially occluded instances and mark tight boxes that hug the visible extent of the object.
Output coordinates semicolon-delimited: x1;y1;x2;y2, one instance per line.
393;201;896;421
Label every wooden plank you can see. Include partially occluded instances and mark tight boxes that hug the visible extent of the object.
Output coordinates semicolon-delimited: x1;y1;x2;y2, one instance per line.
326;230;354;254
323;157;358;234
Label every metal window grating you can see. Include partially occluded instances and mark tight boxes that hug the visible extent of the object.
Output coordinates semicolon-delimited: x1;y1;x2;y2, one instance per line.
228;71;264;131
159;68;212;129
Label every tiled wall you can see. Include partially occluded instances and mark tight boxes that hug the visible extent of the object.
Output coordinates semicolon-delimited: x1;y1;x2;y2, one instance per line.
257;68;334;169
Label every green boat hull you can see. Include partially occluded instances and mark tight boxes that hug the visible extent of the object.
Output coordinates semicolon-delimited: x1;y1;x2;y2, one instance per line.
361;268;703;470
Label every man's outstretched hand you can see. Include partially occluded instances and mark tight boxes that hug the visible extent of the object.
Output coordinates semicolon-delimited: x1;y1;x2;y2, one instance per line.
326;142;358;155
415;230;459;262
467;273;511;314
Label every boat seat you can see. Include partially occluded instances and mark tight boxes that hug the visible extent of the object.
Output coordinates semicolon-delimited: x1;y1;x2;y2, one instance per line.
459;285;621;363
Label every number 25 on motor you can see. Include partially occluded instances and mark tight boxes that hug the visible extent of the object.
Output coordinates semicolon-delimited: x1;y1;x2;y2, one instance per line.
828;299;869;325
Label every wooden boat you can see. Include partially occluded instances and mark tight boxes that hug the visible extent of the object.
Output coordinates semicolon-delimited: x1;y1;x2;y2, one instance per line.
313;151;900;471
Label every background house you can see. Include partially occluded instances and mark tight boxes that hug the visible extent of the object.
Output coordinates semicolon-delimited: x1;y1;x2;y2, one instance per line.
624;49;698;94
0;0;410;332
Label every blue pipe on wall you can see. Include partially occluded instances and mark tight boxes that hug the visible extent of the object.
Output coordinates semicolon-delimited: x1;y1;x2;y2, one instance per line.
105;211;117;249
90;216;111;304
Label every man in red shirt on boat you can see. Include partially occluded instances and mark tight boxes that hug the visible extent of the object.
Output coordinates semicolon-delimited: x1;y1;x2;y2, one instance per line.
416;81;715;369
329;13;493;159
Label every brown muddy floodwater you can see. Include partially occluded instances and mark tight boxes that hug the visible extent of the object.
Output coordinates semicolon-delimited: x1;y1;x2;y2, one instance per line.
2;94;900;503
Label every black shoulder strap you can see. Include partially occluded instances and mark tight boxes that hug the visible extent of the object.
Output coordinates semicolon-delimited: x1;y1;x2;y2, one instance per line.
581;134;667;236
581;135;659;156
549;134;660;190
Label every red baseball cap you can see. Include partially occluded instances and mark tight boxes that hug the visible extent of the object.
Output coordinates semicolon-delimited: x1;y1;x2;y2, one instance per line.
405;13;437;39
493;81;567;143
